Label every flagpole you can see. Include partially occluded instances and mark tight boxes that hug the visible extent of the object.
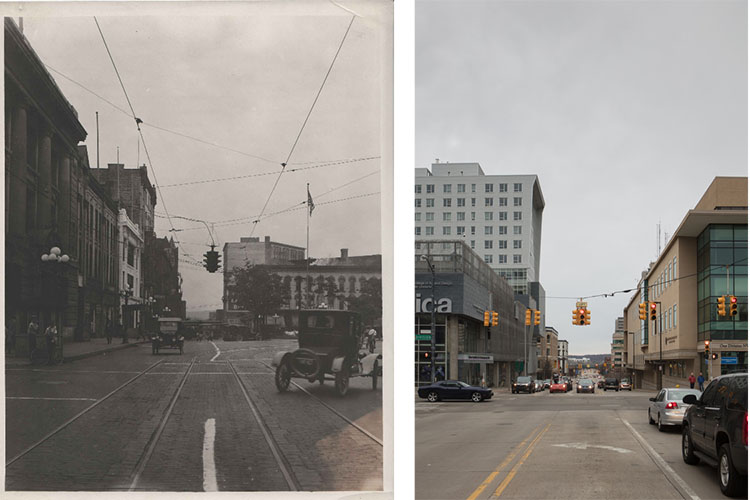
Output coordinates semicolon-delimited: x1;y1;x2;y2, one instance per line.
306;183;310;308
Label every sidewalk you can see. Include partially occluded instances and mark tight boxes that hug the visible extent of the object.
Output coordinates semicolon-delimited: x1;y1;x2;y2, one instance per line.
4;337;150;367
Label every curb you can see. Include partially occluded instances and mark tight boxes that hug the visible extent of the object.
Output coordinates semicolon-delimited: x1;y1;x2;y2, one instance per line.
62;342;140;362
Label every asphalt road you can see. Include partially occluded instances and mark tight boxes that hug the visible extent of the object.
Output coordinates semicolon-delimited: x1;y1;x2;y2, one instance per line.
416;386;744;500
5;338;382;492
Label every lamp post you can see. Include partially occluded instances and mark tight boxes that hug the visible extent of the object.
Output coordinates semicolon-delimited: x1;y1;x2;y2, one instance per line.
120;284;133;343
145;296;156;335
40;247;70;358
420;254;436;383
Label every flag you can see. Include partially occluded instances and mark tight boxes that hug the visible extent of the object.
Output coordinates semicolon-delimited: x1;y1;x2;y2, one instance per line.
307;186;315;216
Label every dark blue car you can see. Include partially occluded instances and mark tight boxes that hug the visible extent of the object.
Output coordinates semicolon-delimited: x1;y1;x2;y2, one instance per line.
417;380;493;403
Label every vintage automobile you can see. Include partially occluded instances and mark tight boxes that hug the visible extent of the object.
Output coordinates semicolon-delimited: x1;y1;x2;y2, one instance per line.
272;309;381;396
152;317;185;354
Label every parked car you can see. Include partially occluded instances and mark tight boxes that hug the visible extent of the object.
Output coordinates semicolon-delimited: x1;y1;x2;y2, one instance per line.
620;378;632;391
550;380;567;393
512;376;535;394
648;388;702;431
597;379;606;389
577;379;595;394
604;378;619;391
682;373;747;497
543;379;551;390
417;380;493;403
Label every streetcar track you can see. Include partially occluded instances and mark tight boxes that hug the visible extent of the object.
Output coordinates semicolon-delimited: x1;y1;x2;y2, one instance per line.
5;359;165;468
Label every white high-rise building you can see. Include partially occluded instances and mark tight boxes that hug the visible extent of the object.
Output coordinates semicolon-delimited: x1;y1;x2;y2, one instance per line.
415;162;545;294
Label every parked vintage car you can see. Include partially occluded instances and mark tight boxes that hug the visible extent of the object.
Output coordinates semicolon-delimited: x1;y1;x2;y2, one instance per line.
272;310;381;396
152;317;184;354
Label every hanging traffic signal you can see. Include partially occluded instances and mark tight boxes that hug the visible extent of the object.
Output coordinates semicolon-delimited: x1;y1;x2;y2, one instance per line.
577;308;585;325
484;311;490;326
717;295;726;316
423;351;431;360
711;352;718;360
704;340;710;358
584;308;591;325
492;311;499;326
649;302;657;321
729;295;738;316
203;245;220;273
638;302;647;321
525;309;532;326
571;309;579;326
534;310;541;325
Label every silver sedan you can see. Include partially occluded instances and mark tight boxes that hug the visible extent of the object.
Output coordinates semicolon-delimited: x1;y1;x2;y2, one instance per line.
647;388;702;431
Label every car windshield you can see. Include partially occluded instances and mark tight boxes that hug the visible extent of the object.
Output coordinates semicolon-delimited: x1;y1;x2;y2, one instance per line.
621;378;630;383
456;381;470;387
667;389;701;401
517;376;532;383
579;379;592;384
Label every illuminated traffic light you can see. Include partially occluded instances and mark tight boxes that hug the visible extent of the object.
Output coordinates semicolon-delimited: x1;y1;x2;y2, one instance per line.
729;295;738;316
525;309;532;326
704;340;710;358
484;311;490;326
571;309;579;326
649;302;657;321
577;308;585;325
492;311;499;326
717;295;726;316
584;309;591;325
638;302;647;321
712;352;718;360
423;351;431;360
534;310;541;326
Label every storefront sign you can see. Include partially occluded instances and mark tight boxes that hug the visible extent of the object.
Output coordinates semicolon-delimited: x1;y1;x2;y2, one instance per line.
721;357;738;365
458;353;493;363
719;343;747;349
415;294;453;313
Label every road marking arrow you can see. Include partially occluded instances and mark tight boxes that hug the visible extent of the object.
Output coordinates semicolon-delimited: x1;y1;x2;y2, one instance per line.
552;442;632;454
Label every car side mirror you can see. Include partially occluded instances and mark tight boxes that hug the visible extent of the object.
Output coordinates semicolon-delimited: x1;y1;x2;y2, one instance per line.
682;394;699;405
648;397;656;402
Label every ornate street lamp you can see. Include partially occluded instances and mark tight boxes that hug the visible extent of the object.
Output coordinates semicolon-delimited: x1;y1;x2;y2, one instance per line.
41;246;70;263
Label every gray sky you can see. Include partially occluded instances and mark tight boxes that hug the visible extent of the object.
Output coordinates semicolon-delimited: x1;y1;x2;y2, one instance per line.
17;2;388;314
417;0;747;355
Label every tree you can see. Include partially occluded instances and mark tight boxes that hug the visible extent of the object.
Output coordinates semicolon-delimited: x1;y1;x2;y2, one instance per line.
227;265;283;329
345;277;382;326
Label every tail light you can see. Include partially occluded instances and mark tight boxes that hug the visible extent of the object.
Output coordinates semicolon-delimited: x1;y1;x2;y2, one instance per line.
665;402;678;409
743;412;747;447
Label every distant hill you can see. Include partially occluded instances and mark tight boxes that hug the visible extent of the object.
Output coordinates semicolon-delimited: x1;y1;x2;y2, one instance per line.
569;354;609;364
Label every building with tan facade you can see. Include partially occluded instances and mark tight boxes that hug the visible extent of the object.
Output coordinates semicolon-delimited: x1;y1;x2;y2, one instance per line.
623;177;747;389
537;326;559;378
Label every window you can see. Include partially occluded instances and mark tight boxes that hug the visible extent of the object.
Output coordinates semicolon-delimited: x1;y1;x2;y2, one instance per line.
425;227;434;236
470;226;476;235
415;199;421;208
457;212;465;221
498;255;507;263
415;213;421;221
499;183;507;192
471;212;476;221
499;197;507;206
426;212;434;221
514;197;522;206
127;243;135;266
499;212;507;221
513;254;522;264
485;212;493;221
513;211;522;221
457;198;465;207
415;227;421;236
470;240;475;249
485;197;493;207
471;198;476;207
443;213;451;221
514;183;522;192
514;240;522;249
456;226;465;236
673;304;677;327
498;240;507;249
457;184;465;193
426;198;434;207
471;184;476;193
443;184;451;193
484;255;493;263
415;185;422;194
443;226;451;235
498;226;507;235
485;240;493;249
443;198;452;207
426;184;434;193
513;225;522;235
485;183;493;193
484;226;493;235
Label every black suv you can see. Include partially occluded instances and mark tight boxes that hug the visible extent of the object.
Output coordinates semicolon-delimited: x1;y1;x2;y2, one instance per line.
512;376;534;394
603;378;619;391
681;373;747;497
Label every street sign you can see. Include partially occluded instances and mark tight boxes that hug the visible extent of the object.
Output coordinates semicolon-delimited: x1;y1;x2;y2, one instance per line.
415;334;431;341
721;356;738;365
419;328;431;334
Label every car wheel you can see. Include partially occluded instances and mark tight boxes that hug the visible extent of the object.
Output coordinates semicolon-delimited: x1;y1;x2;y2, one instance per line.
427;391;440;403
648;409;655;425
335;367;349;397
718;443;743;497
681;426;700;465
471;392;483;403
275;361;291;392
657;414;665;432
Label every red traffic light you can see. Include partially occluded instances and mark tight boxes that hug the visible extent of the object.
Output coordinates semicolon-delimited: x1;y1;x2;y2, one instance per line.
650;303;657;310
730;296;738;304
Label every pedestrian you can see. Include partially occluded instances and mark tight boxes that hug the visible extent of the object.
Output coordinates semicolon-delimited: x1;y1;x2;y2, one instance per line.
688;372;696;389
27;316;39;363
44;323;58;365
697;372;705;391
436;365;445;381
6;317;17;356
106;319;113;345
121;322;129;344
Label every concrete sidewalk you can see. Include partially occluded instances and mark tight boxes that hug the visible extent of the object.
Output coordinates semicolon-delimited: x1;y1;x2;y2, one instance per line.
5;338;150;367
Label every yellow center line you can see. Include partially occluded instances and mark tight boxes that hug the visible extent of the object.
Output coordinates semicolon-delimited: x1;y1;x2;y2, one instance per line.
493;422;552;497
465;424;542;500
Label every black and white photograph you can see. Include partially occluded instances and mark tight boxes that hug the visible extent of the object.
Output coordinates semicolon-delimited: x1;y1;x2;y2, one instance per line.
4;1;391;493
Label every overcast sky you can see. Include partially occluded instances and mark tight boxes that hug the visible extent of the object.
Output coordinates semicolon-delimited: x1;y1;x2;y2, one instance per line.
417;0;747;355
17;2;389;314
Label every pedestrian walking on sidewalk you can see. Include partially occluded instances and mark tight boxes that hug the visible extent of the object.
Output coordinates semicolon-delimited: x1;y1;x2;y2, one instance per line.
26;317;39;363
44;323;58;365
688;372;696;389
106;319;113;345
697;372;705;391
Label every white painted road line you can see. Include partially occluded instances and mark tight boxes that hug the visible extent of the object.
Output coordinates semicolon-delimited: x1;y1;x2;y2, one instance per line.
620;417;701;500
552;442;632;454
210;341;221;362
203;418;218;492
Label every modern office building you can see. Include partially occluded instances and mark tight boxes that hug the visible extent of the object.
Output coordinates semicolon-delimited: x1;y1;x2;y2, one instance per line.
623;177;747;390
